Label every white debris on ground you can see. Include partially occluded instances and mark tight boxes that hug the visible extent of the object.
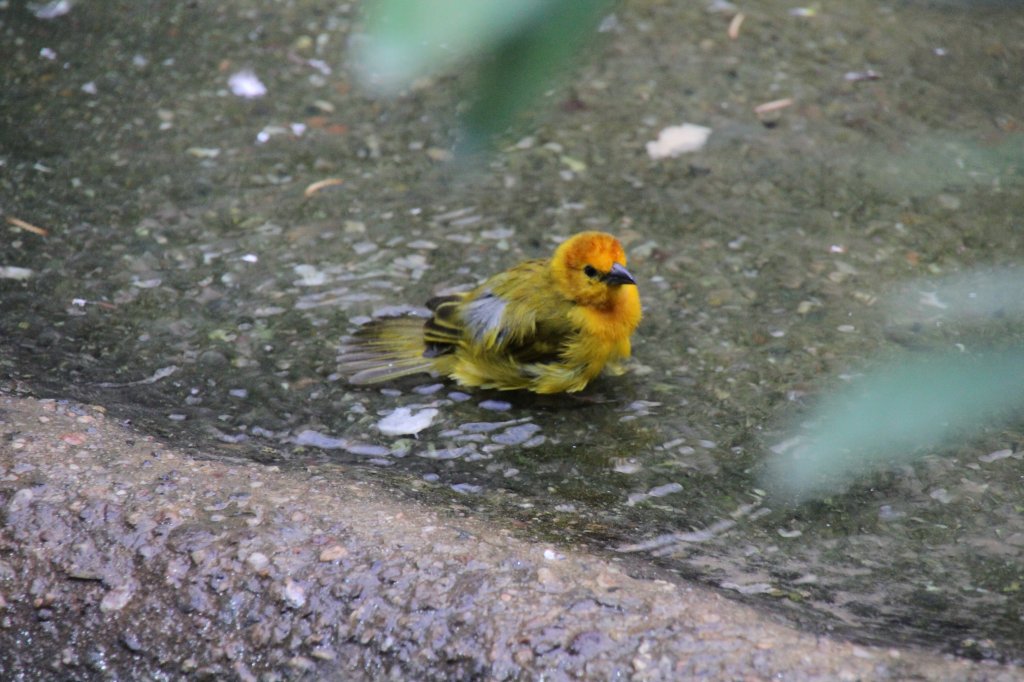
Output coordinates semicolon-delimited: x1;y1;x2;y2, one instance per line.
645;123;711;159
29;0;74;19
0;266;34;280
377;407;438;436
292;264;328;286
228;69;267;98
626;482;684;507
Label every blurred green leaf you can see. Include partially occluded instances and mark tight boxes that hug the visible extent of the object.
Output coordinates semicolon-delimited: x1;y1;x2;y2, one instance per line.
352;0;551;92
765;350;1024;503
458;1;611;155
351;0;613;155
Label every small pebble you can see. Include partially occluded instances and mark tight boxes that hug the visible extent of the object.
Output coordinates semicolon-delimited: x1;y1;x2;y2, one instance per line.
246;552;269;571
120;633;143;652
460;421;514;433
491;423;541;446
979;448;1013;463
647;483;683;498
100;584;134;612
293;430;348;449
878;505;906;522
419;445;474;460
311;647;337;661
282;578;306;608
60;432;87;445
346;443;391;457
613;459;642;474
319;545;348;562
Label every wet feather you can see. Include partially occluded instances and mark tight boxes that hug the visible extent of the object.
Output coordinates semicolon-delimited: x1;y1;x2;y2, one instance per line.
337;231;642;393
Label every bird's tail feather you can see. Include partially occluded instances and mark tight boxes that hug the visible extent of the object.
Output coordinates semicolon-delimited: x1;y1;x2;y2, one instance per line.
337;317;436;385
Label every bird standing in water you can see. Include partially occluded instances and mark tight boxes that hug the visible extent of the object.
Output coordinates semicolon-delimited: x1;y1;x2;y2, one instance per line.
338;231;642;393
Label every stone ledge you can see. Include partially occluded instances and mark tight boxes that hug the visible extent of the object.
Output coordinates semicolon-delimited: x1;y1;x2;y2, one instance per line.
0;394;1016;680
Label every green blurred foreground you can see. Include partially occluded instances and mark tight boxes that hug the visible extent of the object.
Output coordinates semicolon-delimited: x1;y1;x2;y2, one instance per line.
768;268;1024;502
351;0;612;154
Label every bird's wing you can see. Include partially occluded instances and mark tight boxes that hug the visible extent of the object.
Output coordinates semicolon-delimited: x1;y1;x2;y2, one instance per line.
425;259;576;361
470;260;577;358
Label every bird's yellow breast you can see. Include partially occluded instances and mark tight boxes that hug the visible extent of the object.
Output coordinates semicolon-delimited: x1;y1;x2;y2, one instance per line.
572;284;642;344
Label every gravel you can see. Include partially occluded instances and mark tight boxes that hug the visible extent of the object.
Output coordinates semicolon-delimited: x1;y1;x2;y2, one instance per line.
1;393;1020;680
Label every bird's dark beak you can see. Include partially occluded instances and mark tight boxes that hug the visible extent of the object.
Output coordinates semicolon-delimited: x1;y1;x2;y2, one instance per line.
602;262;636;286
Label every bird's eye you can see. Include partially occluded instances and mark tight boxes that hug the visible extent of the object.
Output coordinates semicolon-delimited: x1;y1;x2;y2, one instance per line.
583;265;598;278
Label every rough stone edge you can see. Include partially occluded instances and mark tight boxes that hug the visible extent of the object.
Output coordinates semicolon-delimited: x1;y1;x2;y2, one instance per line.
0;393;1017;681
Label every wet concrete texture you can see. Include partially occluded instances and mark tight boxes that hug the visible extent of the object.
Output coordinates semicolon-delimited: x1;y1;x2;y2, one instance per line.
2;394;1020;680
3;0;1024;676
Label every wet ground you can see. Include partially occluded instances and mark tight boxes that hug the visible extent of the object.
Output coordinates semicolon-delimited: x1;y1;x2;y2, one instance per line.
2;0;1024;674
3;393;1022;680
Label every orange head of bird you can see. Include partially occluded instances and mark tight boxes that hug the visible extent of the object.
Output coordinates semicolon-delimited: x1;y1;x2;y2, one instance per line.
551;231;637;308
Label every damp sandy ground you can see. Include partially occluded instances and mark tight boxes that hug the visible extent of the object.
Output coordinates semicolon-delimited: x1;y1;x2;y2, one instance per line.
1;391;1019;680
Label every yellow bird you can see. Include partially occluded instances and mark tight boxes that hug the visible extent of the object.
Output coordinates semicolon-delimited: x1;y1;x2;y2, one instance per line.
338;231;642;393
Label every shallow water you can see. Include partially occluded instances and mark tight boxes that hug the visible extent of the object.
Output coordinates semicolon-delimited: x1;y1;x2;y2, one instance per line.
2;0;1023;661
